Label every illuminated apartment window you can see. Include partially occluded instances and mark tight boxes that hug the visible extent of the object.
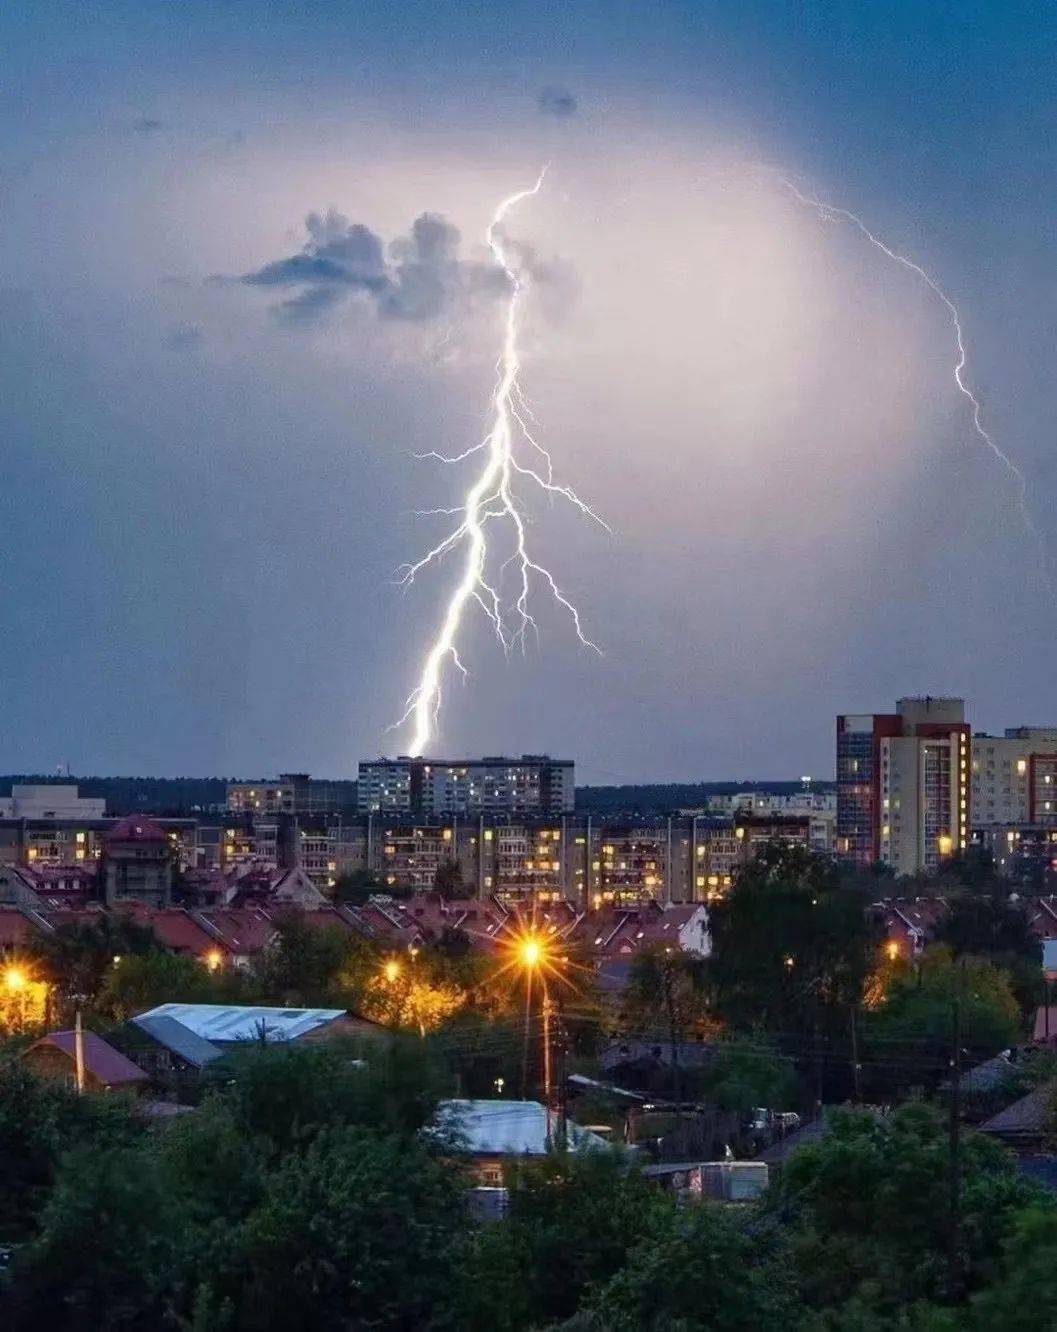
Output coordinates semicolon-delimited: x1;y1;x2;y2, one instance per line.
696;876;705;888
484;829;493;841
1017;759;1028;775
442;828;452;842
75;831;86;845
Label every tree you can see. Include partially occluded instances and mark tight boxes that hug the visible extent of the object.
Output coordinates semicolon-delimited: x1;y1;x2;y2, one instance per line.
576;1201;795;1331
936;891;1042;1018
5;1144;186;1331
29;916;158;1017
434;856;465;899
862;947;1021;1099
0;1057;138;1241
768;1102;1039;1317
622;948;715;1045
202;1035;447;1154
194;1127;469;1331
332;867;386;904
250;909;364;1006
708;843;881;1093
969;1205;1057;1329
453;1150;669;1331
702;1034;798;1115
99;949;225;1019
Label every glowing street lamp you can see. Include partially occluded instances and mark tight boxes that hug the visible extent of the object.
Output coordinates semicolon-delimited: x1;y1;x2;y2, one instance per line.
4;966;26;992
384;959;401;984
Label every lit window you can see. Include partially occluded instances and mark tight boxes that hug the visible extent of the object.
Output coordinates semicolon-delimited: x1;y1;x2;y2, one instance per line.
1017;759;1028;775
484;829;493;842
75;831;86;845
442;828;452;842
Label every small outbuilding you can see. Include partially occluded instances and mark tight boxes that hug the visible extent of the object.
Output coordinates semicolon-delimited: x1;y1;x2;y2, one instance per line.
23;1029;149;1093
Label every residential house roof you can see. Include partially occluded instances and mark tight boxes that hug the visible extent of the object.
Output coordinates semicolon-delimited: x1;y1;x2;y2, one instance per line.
130;1012;224;1067
25;1029;149;1088
107;816;169;844
434;1099;607;1156
135;1002;347;1044
979;1081;1057;1141
0;906;37;947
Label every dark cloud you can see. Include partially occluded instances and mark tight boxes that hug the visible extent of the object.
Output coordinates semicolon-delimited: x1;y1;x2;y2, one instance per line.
131;117;166;135
240;208;514;325
538;86;578;118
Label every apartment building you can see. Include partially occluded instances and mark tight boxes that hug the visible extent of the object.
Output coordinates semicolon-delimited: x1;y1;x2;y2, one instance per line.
357;755;575;816
838;697;970;875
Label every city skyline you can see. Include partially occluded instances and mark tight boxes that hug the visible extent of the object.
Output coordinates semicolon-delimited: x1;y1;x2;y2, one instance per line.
4;3;1057;783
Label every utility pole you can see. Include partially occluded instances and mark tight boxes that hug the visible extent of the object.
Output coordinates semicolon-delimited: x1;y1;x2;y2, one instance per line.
947;958;965;1303
74;1009;86;1094
556;999;568;1151
542;989;552;1143
849;1004;862;1105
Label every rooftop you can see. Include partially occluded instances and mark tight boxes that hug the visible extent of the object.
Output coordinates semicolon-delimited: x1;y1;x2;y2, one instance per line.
26;1029;148;1088
434;1099;607;1157
135;1002;347;1044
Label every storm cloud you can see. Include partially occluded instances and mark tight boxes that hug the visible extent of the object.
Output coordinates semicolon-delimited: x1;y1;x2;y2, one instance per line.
241;209;510;324
538;86;578;118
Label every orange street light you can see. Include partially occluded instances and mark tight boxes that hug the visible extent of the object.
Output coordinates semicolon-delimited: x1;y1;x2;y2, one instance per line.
520;937;542;969
4;966;26;992
384;959;401;984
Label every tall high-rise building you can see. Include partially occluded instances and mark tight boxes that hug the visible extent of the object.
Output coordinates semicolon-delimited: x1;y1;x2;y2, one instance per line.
971;728;1057;827
837;697;970;874
357;755;575;817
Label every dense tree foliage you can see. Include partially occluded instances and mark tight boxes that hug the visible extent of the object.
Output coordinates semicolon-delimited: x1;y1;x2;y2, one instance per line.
1;1038;1054;1330
862;947;1021;1098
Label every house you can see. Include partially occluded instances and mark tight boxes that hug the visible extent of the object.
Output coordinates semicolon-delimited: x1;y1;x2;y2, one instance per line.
641;1159;768;1202
979;1081;1057;1149
433;1099;607;1184
128;1010;226;1075
132;1002;378;1048
23;1029;149;1093
1033;1007;1057;1044
103;817;173;909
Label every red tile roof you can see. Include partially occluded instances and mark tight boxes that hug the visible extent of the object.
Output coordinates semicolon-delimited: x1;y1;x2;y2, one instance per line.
107;817;168;844
0;907;37;946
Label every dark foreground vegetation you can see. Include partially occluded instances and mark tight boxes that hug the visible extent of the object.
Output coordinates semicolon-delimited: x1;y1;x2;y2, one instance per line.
0;1035;1054;1331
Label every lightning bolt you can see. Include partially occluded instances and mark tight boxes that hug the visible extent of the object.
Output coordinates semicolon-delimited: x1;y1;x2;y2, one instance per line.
394;168;607;755
776;173;1053;591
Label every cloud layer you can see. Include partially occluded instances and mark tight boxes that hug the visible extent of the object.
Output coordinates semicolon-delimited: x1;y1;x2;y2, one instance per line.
242;209;509;324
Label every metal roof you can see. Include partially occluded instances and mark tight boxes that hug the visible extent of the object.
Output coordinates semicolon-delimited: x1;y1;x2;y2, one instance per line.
434;1099;607;1157
130;1013;223;1068
134;1003;347;1044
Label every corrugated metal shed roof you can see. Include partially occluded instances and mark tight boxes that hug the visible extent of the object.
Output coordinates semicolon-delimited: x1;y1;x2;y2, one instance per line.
131;1012;224;1067
135;1002;347;1044
434;1099;607;1156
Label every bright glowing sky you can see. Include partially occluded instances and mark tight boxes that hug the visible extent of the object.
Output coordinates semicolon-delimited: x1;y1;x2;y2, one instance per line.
3;2;1056;782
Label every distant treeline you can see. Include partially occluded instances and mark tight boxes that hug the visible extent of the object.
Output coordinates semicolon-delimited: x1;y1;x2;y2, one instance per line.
575;779;836;815
2;775;835;819
0;775;358;817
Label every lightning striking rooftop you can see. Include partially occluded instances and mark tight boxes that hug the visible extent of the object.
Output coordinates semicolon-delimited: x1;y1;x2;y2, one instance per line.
395;169;607;755
777;174;1053;591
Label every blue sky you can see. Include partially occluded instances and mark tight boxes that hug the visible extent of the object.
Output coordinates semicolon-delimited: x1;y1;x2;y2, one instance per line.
2;2;1055;781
